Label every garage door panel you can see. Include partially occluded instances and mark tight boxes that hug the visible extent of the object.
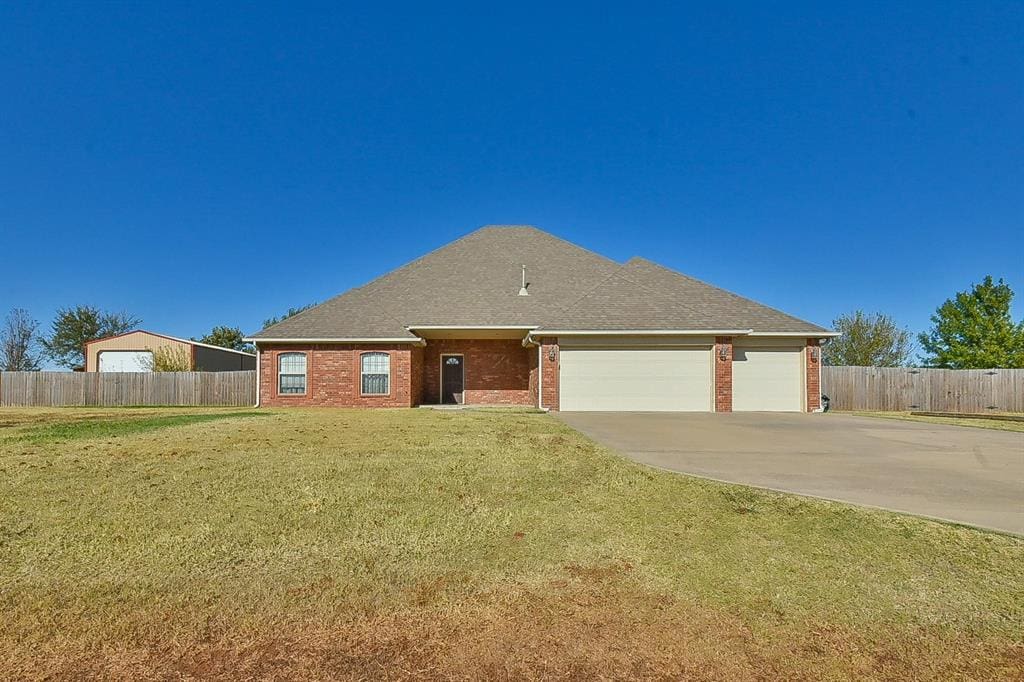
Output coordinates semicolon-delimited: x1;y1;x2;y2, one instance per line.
560;348;712;411
732;348;802;412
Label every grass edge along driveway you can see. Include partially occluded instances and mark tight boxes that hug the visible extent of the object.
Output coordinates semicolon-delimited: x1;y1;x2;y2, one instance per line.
1;407;1022;680
847;410;1024;432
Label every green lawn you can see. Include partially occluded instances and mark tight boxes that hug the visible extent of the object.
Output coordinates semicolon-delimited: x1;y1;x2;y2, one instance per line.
1;408;1021;680
848;410;1024;432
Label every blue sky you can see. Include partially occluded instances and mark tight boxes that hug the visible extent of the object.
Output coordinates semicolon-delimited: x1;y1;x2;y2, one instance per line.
2;2;1021;363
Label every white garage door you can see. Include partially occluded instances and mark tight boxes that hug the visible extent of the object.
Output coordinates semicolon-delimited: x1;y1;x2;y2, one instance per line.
98;351;152;372
732;347;802;411
559;348;712;411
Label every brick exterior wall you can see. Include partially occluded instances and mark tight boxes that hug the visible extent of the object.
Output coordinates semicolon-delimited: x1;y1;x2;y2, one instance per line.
539;338;559;411
256;336;816;412
420;339;534;406
714;336;733;412
806;338;821;412
410;345;424;407
258;344;418;407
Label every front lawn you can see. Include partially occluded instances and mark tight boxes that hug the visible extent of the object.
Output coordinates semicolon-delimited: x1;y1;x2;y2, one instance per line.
1;408;1021;679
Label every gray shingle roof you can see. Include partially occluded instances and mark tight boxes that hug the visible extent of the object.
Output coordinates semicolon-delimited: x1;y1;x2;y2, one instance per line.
543;271;713;330
251;225;829;339
620;257;828;334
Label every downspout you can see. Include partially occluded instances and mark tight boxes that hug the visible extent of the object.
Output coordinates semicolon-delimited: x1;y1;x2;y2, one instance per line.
814;338;826;412
254;345;261;407
818;341;822;411
524;331;546;412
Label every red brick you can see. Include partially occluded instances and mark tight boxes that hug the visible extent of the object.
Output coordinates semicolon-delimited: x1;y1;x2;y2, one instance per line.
258;336;817;412
421;339;533;406
806;338;821;412
714;336;733;412
539;338;559;411
258;340;535;408
258;344;417;408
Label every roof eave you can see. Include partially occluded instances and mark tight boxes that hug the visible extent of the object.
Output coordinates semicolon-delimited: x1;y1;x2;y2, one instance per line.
534;329;755;336
246;337;427;346
746;331;841;337
406;325;539;330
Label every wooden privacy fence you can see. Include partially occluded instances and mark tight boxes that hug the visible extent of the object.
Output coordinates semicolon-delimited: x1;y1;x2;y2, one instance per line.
822;366;1024;413
0;371;256;407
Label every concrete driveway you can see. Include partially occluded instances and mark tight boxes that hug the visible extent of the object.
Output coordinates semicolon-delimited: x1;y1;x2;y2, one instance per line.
558;412;1024;535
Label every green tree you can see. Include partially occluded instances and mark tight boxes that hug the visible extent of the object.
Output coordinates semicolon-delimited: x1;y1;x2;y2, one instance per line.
918;276;1024;369
195;326;253;352
262;303;316;329
41;306;141;369
0;308;42;371
823;311;913;367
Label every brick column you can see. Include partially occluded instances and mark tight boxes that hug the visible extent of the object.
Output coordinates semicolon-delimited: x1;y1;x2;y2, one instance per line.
540;338;559;411
806;338;821;411
714;336;733;412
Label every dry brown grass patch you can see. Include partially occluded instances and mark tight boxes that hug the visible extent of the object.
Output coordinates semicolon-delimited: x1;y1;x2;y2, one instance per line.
6;581;1021;681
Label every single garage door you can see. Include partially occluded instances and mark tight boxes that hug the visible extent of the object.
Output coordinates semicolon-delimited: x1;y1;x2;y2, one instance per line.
559;347;712;411
732;347;802;411
98;350;152;372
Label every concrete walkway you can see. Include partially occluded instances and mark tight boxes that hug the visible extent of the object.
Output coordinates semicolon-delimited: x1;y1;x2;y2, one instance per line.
558;412;1024;535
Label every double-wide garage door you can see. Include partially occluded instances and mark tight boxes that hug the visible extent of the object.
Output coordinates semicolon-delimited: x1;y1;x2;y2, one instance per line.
559;345;804;412
559;347;713;411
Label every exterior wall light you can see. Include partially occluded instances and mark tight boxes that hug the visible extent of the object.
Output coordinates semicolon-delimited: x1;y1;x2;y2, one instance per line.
548;347;557;362
718;345;728;361
810;346;819;362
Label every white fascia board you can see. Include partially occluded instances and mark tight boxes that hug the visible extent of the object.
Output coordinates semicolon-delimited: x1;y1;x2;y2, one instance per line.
138;332;256;356
187;339;257;356
245;337;427;345
534;329;754;336
747;331;841;337
405;325;539;330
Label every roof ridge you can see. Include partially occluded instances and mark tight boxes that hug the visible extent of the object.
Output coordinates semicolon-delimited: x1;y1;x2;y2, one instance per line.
353;225;530;293
467;224;622;268
352;224;619;320
531;227;622;268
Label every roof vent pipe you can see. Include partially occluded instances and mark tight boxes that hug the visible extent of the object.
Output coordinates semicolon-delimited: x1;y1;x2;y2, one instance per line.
518;265;529;296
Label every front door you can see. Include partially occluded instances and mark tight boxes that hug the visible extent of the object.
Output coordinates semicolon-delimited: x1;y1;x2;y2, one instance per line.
441;355;464;404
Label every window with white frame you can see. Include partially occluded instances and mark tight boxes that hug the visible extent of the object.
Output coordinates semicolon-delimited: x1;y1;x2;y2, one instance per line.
361;352;390;395
278;352;307;394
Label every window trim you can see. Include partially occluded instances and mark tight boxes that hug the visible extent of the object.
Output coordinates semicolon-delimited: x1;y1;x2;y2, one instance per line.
359;351;391;397
277;351;307;396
